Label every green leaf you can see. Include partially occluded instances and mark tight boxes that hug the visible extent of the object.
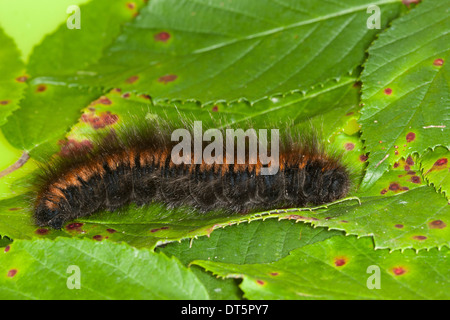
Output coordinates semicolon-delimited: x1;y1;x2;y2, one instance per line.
0;196;39;241
311;186;450;251
158;220;343;300
188;267;243;300
28;0;146;78
0;238;209;299
305;155;450;251
0;236;12;248
0;0;92;61
1;84;103;154
159;219;343;265
0;27;26;127
49;0;402;104
421;146;450;200
194;235;450;299
359;0;450;190
1;0;147;154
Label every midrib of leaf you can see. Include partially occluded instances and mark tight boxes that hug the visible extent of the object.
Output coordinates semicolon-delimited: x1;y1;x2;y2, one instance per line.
191;0;400;55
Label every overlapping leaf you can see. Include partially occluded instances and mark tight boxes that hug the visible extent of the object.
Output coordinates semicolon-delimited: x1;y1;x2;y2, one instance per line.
45;0;403;104
298;156;450;251
0;238;209;299
0;28;26;127
195;236;450;299
360;0;450;189
420;147;450;200
158;219;343;265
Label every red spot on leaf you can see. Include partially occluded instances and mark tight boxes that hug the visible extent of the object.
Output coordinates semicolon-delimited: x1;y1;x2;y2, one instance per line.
429;220;446;229
410;176;421;184
158;74;178;84
334;257;347;267
406;156;414;166
97;97;112;105
394;224;404;229
81;111;119;129
122;93;130;99
270;272;279;276
7;269;17;278
344;143;355;151
211;105;219;112
413;235;427;241
406;132;415;143
106;228;117;234
384;88;392;95
102;112;119;126
392;267;406;276
66;222;84;232
434;158;448;167
402;0;420;6
0;100;10;105
36;84;47;92
359;155;368;162
15;76;28;82
126;75;139;84
4;245;10;253
93;235;103;241
389;183;400;191
35;228;49;235
256;280;265;285
433;58;444;66
380;189;387;195
154;31;171;42
393;162;399;168
150;226;170;233
126;2;136;9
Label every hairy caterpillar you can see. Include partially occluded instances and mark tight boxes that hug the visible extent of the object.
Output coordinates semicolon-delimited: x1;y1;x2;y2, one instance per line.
32;121;351;229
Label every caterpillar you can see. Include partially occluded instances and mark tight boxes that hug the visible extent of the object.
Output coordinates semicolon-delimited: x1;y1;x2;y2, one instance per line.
32;121;351;229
